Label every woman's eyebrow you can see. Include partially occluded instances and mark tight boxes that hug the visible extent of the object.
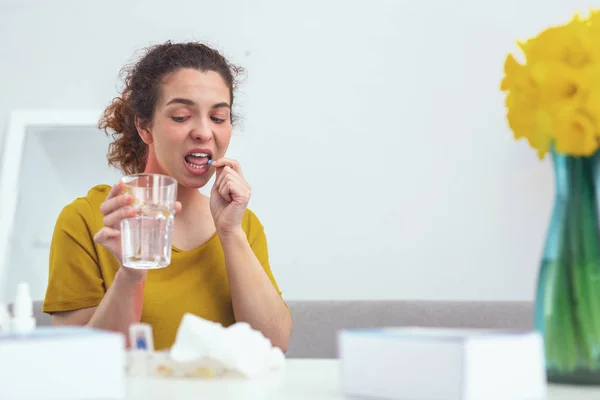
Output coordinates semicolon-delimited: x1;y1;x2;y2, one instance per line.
165;97;195;106
212;102;231;109
165;98;230;109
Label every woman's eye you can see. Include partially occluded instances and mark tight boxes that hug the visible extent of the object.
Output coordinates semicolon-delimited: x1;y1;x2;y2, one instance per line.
172;116;189;122
211;116;226;124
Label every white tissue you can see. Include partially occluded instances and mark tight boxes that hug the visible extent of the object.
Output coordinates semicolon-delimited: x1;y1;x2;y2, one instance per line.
169;313;285;377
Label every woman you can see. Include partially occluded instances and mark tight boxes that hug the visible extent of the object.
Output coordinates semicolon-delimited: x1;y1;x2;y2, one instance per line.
43;41;292;352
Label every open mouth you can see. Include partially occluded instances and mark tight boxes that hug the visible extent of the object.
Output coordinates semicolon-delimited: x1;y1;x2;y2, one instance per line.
184;152;212;170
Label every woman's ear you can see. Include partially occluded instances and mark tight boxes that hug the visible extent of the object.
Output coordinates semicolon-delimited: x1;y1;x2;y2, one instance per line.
135;116;153;145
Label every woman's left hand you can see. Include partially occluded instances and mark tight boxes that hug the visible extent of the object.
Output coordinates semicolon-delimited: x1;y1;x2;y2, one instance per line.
209;158;251;237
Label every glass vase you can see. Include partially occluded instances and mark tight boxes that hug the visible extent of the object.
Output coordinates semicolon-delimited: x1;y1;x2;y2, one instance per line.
535;148;600;385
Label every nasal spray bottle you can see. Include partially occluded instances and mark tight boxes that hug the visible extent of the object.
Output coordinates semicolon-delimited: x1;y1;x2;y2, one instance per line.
10;282;36;334
0;282;36;334
0;300;9;333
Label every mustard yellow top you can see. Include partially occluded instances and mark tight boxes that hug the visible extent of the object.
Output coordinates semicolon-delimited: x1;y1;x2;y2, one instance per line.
43;184;284;350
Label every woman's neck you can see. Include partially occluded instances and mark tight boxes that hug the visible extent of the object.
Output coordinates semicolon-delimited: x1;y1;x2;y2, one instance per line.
177;184;203;205
176;184;210;220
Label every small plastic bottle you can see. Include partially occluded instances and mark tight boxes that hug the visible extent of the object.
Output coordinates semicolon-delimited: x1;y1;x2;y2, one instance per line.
11;282;36;334
0;302;10;332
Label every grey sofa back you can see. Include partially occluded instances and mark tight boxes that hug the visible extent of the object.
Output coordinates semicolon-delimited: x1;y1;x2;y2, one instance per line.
285;300;534;358
29;299;534;359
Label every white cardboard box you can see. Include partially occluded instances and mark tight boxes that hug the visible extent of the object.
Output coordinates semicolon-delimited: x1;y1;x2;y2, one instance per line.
338;327;547;400
0;326;126;400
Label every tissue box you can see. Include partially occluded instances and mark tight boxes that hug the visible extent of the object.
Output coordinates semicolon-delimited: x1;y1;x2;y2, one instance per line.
0;327;126;400
338;327;547;400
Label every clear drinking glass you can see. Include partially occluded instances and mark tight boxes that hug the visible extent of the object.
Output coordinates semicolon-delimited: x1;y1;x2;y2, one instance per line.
120;174;178;269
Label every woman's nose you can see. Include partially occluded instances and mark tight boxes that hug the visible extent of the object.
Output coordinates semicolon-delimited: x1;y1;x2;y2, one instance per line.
190;118;212;141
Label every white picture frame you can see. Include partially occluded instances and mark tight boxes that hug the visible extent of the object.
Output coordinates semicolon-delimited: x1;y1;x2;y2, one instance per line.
0;109;106;301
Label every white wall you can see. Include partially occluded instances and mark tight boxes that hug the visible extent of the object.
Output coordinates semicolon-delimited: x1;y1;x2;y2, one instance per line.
2;0;599;302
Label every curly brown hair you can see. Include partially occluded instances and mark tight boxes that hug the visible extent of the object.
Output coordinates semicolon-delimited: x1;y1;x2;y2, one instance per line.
99;41;243;175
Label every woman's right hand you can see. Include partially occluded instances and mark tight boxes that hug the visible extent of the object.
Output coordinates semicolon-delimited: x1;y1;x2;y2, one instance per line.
94;181;139;275
94;181;182;282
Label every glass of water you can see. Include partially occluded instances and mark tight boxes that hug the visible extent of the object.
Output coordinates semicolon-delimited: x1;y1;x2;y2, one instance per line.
120;174;178;269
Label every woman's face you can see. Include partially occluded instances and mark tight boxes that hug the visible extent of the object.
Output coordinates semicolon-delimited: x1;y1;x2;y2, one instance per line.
138;67;232;188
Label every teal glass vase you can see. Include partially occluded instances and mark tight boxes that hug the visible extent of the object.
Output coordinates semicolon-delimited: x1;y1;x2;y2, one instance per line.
535;147;600;385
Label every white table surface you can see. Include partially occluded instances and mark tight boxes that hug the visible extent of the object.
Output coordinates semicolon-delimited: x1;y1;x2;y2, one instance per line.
125;358;600;399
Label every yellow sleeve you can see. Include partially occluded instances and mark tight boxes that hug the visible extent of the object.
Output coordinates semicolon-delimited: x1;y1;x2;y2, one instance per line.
245;210;284;297
43;198;105;313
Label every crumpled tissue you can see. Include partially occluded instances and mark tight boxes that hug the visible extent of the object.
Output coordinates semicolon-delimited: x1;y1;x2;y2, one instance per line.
169;313;285;378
